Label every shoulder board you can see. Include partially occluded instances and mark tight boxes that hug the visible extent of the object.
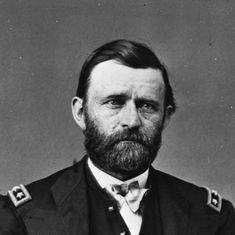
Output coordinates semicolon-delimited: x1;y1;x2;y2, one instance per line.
205;187;222;212
7;184;32;208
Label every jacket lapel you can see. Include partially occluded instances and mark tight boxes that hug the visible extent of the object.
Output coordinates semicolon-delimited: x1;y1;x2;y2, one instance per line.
51;158;89;235
152;169;190;235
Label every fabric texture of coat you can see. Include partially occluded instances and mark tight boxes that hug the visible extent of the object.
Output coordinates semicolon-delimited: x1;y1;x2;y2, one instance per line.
0;156;234;235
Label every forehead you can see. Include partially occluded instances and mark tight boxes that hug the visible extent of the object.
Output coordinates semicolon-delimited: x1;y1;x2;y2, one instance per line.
88;60;165;100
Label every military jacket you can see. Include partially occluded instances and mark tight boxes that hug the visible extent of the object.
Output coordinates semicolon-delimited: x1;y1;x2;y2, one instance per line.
0;157;234;235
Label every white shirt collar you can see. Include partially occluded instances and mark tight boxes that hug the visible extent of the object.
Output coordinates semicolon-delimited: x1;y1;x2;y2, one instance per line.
87;157;149;189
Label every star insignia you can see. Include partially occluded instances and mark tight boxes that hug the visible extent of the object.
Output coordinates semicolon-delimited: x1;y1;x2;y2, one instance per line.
212;198;218;205
16;192;24;199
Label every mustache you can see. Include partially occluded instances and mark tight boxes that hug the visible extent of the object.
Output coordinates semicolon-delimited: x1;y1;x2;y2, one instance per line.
103;129;151;147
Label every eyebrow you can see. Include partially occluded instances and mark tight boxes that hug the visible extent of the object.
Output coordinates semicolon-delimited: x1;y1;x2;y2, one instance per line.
104;94;128;100
102;93;160;106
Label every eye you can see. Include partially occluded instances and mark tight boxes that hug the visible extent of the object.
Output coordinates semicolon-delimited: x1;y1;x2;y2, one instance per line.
137;101;157;113
143;103;152;108
105;98;125;108
141;103;154;110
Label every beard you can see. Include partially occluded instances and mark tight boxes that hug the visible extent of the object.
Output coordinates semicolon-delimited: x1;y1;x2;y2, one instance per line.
83;110;164;175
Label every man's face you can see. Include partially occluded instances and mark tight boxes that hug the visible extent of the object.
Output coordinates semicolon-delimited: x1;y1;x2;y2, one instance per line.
80;60;168;175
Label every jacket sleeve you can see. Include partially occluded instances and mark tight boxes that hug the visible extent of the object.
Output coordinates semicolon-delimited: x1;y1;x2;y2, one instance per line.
218;200;235;235
0;195;28;235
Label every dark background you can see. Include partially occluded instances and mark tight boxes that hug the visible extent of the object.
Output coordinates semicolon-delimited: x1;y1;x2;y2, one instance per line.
0;0;234;203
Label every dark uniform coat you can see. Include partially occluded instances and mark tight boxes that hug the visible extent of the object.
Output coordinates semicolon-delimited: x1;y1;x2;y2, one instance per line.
0;157;234;235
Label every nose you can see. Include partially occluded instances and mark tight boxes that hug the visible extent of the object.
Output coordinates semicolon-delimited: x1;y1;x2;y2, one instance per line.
120;102;141;129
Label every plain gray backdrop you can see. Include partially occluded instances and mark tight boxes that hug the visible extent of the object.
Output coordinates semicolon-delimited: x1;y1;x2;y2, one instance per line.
0;0;234;204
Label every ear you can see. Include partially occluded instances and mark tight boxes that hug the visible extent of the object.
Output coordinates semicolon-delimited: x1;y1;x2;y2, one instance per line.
163;105;173;129
71;97;86;131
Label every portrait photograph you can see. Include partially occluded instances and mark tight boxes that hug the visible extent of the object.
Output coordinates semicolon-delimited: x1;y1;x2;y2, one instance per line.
0;0;234;234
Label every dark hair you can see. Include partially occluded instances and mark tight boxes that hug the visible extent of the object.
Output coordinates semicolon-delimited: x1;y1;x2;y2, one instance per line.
76;39;176;114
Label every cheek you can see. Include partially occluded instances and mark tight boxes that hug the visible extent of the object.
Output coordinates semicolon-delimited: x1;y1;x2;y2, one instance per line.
94;110;122;133
92;113;120;135
142;113;164;127
141;116;164;135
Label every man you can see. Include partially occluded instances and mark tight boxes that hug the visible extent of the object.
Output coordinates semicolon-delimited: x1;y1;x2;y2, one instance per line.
0;39;234;235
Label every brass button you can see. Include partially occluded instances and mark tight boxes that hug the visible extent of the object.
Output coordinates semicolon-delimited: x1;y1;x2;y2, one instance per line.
108;206;114;212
